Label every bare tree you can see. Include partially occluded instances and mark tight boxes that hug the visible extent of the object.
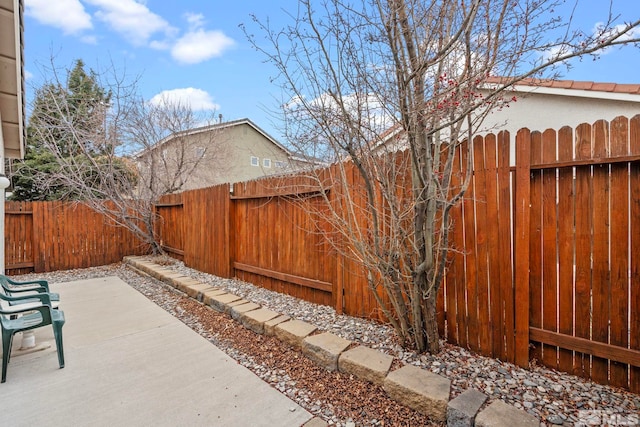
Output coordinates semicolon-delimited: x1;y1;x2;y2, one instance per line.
247;0;640;353
15;60;229;254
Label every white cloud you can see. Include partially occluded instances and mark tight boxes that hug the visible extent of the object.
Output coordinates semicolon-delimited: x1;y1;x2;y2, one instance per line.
24;70;34;80
592;22;640;52
171;29;235;65
149;40;170;51
541;22;640;61
84;0;176;46
149;88;220;111
184;12;205;29
25;0;92;35
540;43;573;62
81;35;98;44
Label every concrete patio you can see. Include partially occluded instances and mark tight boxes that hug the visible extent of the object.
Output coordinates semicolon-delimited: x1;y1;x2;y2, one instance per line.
0;276;313;426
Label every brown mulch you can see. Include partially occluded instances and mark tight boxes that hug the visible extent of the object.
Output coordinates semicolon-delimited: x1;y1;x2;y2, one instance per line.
167;292;440;426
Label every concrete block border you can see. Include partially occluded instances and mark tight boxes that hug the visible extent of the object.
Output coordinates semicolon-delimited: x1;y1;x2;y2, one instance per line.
123;256;538;425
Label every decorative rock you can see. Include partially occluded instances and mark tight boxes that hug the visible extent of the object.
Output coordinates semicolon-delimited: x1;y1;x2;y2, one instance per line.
302;417;329;427
264;315;291;336
230;302;261;320
223;298;250;314
302;332;352;371
447;389;488;427
201;288;228;306
183;282;215;300
275;320;317;350
168;275;200;290
475;400;539;427
383;364;451;422
240;307;281;334
338;346;393;386
546;414;565;425
151;268;179;281
208;293;243;312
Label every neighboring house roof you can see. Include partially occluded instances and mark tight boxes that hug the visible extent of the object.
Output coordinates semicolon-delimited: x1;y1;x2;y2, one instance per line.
0;0;25;159
135;117;310;163
482;76;640;101
373;77;640;151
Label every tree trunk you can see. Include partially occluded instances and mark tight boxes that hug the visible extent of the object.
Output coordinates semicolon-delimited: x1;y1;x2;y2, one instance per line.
424;291;440;353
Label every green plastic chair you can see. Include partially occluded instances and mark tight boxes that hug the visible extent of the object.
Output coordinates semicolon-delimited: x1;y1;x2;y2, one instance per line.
0;275;60;309
0;292;65;383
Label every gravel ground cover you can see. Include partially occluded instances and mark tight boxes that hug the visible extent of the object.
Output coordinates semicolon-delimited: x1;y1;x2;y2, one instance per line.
17;260;640;426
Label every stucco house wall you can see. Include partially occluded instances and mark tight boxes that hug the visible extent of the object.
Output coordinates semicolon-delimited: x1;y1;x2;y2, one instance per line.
480;89;639;135
375;79;640;166
223;123;298;184
478;80;640;165
137;118;311;192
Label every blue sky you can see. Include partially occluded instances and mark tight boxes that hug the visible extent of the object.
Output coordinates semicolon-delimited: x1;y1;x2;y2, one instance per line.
23;0;640;142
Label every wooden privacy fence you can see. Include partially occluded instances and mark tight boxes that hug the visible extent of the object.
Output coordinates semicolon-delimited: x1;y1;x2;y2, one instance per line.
156;115;640;392
5;201;148;275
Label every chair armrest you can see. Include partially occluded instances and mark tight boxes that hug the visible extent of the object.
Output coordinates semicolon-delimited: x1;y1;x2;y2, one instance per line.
6;276;50;292
0;292;52;307
0;304;53;325
2;285;48;293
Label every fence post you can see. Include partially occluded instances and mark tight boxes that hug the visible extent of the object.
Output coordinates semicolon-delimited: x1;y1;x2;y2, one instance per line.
226;183;235;279
514;128;531;367
31;202;45;272
335;254;344;314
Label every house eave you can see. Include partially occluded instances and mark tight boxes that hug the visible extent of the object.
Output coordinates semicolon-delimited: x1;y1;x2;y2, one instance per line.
481;83;640;103
0;0;25;160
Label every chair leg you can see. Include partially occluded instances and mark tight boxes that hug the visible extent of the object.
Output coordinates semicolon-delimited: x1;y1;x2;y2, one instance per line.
52;324;64;369
2;330;15;383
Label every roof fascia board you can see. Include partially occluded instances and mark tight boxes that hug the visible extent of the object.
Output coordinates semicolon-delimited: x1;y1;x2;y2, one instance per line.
15;0;24;159
482;83;640;103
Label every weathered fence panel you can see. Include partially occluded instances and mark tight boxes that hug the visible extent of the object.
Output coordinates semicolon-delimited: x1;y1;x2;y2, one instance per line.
444;132;514;362
5;201;148;274
155;193;185;261
153;115;640;392
183;185;232;278
524;115;640;392
5;201;34;275
231;177;336;308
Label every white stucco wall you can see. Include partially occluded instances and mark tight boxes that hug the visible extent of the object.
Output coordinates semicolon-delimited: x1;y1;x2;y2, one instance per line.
476;88;640;165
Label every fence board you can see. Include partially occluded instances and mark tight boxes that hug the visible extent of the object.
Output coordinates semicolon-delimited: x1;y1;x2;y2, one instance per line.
461;140;480;353
556;126;575;374
631;159;640;393
631;116;640;393
541;129;558;370
474;135;493;356
446;144;464;346
573;123;592;379
514;128;532;367
529;131;543;364
497;131;514;362
591;120;610;385
484;134;502;358
609;116;630;388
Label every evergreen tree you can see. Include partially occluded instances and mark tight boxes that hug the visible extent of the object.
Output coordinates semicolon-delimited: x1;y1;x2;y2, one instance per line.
10;60;111;200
